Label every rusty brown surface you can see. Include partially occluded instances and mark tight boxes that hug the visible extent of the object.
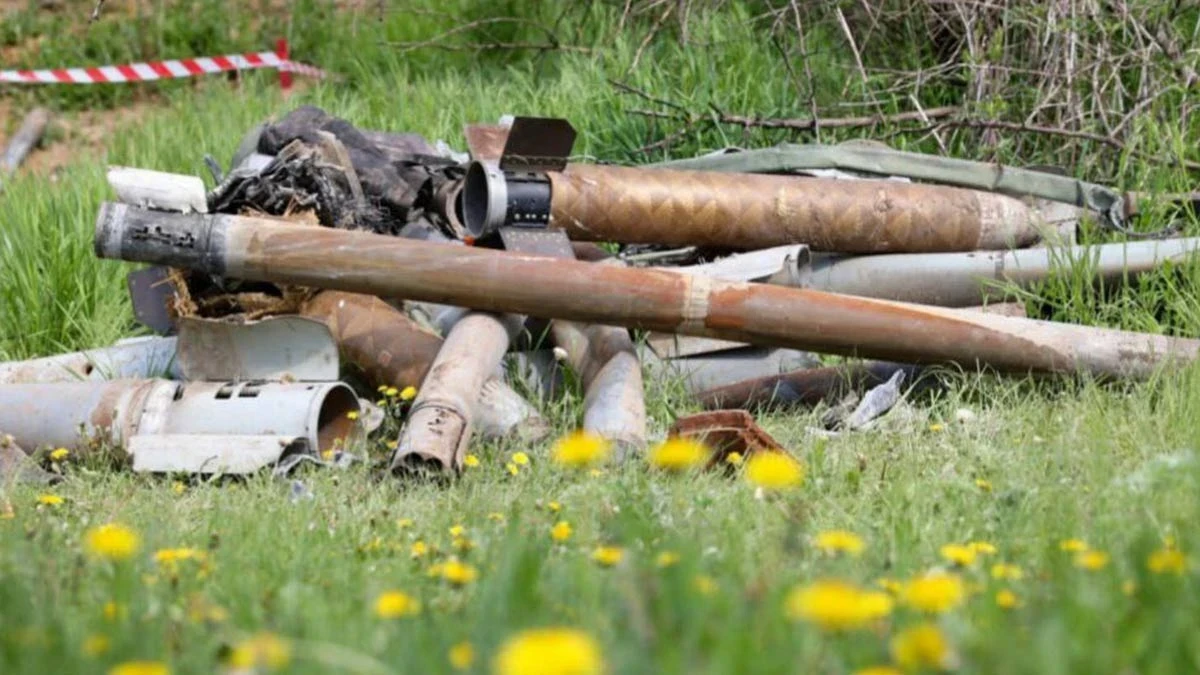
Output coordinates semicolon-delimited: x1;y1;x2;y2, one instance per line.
668;409;785;467
88;208;1192;380
463;123;509;162
300;290;443;389
547;164;1039;253
216;219;1200;379
696;361;915;410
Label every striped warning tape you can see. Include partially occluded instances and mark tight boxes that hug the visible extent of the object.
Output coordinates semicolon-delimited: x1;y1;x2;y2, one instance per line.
0;48;327;85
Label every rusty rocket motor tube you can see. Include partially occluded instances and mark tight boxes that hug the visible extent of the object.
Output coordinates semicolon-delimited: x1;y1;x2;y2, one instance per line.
391;312;514;473
463;162;1042;253
95;204;1200;380
551;320;646;455
300;290;549;442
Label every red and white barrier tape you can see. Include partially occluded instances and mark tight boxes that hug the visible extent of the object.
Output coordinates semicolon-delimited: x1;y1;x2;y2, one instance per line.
0;46;326;85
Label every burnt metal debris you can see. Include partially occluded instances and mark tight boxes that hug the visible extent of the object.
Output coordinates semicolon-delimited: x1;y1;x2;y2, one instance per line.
5;105;1200;482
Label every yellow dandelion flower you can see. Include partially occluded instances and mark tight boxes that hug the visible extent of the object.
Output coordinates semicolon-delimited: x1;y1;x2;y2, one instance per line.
410;541;429;558
656;551;680;568
974;478;992;492
377;384;389;393
228;632;291;671
346;411;359;421
928;423;945;432
725;452;744;466
400;386;418;401
1059;538;1088;553
49;447;69;461
108;661;170;675
36;494;64;507
85;523;141;561
876;578;902;595
890;623;955;671
154;547;207;565
82;634;111;657
547;501;562;513
171;481;186;495
1148;547;1188;575
647;438;708;471
939;544;977;567
374;590;422;619
507;462;520;476
551;431;611;469
813;530;865;556
784;579;893;631
996;589;1020;609
375;398;387;407
969;541;997;555
551;521;573;542
591;546;625;567
693;575;717;595
854;667;903;675
439;559;479;585
385;387;399;398
745;452;805;490
511;452;530;466
449;641;475;670
397;518;414;529
991;563;1024;581
102;601;127;622
901;571;965;613
493;627;604;675
464;454;480;468
1075;550;1110;571
449;525;465;538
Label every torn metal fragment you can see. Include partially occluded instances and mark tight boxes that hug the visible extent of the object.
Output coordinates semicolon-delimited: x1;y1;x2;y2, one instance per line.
175;315;339;382
668;410;785;467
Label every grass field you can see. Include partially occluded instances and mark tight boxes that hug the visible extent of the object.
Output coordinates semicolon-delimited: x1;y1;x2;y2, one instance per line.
2;2;1200;673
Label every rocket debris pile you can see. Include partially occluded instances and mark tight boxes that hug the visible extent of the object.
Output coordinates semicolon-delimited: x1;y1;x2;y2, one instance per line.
9;105;1200;480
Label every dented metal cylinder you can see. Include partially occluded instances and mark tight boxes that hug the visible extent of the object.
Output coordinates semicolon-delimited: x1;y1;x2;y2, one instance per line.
465;162;1043;253
551;321;646;454
0;379;359;459
94;205;1200;380
0;337;179;384
300;290;548;442
391;312;515;473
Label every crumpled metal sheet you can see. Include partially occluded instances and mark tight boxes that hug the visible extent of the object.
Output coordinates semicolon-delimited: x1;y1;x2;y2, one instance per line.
668;409;785;467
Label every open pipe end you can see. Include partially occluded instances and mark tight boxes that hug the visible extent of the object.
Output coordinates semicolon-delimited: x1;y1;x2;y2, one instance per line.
462;161;508;238
315;384;361;455
94;202;129;261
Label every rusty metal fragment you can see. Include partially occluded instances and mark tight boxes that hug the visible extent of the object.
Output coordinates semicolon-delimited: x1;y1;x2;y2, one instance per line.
94;205;1200;381
0;434;59;486
668;410;785;467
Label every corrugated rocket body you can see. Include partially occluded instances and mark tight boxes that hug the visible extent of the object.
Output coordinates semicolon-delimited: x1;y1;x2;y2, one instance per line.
94;205;1200;380
547;164;1041;253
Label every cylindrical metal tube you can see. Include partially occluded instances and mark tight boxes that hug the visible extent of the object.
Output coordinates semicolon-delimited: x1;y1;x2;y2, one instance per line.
551;321;646;454
0;337;179;384
94;205;1200;380
537;163;1041;253
300;290;548;441
801;238;1200;306
0;379;359;456
696;361;922;410
391;312;513;473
